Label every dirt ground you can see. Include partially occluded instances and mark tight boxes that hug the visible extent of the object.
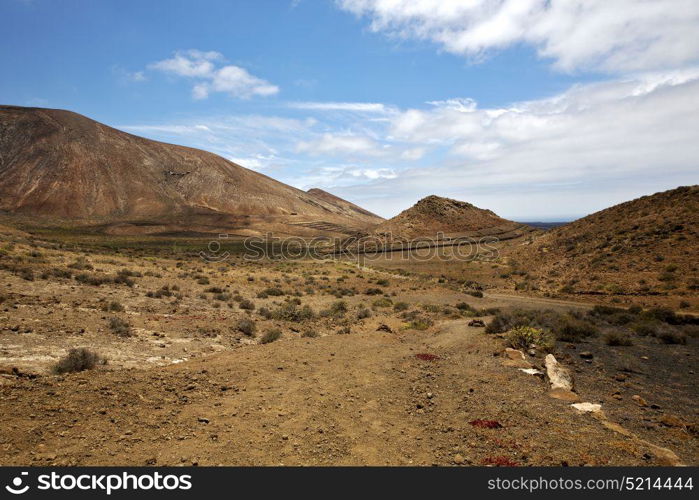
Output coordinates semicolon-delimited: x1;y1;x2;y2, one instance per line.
0;235;696;466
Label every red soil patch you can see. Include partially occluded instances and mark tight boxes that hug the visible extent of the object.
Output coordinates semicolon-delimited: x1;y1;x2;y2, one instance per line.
469;419;503;429
482;456;518;467
415;353;440;361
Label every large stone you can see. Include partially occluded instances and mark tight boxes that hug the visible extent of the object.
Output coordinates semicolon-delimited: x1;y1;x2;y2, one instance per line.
571;402;602;413
503;348;525;360
549;388;580;402
544;354;574;391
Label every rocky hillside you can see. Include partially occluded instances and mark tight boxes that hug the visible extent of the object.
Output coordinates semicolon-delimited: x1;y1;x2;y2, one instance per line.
510;186;699;300
0;106;382;236
306;188;381;227
371;195;522;240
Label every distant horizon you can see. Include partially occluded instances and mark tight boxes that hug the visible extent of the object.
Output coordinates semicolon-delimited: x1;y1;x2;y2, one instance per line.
2;0;697;220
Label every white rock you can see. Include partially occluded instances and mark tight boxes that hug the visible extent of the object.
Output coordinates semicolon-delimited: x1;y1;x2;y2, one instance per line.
544;354;574;391
571;402;602;413
519;368;543;375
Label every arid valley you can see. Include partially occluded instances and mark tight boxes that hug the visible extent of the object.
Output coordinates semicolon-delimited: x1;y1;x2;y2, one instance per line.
0;106;697;467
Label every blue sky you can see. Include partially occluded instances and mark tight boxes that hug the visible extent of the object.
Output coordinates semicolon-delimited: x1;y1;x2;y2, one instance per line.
2;0;698;220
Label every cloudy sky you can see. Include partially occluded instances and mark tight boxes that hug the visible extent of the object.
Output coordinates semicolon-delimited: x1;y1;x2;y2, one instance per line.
2;0;698;220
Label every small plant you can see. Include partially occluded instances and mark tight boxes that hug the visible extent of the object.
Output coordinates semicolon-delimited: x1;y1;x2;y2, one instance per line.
466;290;484;298
555;318;598;342
302;330;319;338
102;301;124;312
68;257;93;270
372;297;393;308
393;301;409;312
236;318;256;336
108;317;132;337
322;300;347;318
257;287;285;298
337;326;351;334
260;328;282;344
507;326;554;351
356;307;372;319
270;302;314;321
239;299;255;310
485;315;508;334
53;348;106;374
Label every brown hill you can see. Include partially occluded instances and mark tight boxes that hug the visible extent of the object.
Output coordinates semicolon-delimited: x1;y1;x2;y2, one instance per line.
510;186;699;300
371;195;524;240
306;188;381;225
0;105;382;236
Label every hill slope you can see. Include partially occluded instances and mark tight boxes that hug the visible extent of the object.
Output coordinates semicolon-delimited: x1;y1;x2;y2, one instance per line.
372;195;524;240
511;186;699;299
306;188;381;226
0;105;382;236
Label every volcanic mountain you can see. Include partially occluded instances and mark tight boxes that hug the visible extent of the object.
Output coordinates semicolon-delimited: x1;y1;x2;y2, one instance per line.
511;186;699;298
306;188;380;224
371;195;528;240
0;105;383;236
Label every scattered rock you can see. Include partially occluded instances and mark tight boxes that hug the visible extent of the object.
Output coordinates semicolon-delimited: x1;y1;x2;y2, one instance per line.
468;319;485;327
197;417;210;424
632;395;648;407
453;454;465;465
571;402;602;413
659;415;685;428
548;388;580;402
376;324;393;333
545;354;574;391
519;368;543;376
579;352;594;359
503;348;525;360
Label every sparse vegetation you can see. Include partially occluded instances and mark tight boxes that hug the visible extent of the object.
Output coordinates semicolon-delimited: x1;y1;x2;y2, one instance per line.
507;326;554;352
108;317;132;337
52;348;105;374
236;318;256;337
260;328;282;344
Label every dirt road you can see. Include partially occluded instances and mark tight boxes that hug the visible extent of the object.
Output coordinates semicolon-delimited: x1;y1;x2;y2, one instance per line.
1;317;691;466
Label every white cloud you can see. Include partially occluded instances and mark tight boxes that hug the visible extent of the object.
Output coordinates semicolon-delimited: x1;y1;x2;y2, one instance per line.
148;49;279;99
338;0;699;73
288;101;390;113
116;69;699;218
296;133;384;156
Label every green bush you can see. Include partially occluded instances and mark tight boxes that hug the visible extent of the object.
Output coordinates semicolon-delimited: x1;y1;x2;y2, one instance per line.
507;326;554;351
